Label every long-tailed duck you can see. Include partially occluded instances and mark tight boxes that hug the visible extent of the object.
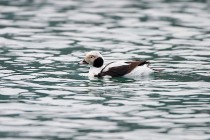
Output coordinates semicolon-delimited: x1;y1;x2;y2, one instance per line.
79;51;158;78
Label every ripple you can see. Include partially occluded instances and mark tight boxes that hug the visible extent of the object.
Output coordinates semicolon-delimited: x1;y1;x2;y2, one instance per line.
1;0;210;140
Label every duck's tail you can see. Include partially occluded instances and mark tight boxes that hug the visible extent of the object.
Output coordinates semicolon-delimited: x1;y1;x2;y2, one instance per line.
141;61;163;72
152;68;164;72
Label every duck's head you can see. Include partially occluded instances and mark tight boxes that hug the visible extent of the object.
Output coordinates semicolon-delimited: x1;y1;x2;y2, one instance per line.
79;51;104;68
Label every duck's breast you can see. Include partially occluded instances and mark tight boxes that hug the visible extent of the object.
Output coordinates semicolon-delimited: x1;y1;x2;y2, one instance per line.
88;67;103;77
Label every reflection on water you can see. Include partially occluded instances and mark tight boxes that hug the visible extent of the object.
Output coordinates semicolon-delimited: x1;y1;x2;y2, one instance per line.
0;0;210;140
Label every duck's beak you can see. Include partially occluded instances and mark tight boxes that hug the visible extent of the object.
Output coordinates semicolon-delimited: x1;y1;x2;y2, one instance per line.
78;59;88;64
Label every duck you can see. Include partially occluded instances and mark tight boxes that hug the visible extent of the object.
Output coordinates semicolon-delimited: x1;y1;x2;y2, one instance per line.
79;51;158;78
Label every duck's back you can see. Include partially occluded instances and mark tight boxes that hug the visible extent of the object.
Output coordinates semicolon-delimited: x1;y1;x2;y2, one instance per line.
97;60;153;77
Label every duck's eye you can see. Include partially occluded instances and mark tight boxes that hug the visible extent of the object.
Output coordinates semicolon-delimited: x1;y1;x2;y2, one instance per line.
90;56;94;58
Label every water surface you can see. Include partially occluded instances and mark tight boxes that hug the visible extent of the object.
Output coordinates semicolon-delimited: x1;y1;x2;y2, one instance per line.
0;0;210;140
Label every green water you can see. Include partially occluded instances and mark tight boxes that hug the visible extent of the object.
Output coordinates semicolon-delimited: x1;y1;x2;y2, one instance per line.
0;0;210;140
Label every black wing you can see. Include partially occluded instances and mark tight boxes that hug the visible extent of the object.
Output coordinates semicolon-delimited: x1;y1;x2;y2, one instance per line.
97;60;150;77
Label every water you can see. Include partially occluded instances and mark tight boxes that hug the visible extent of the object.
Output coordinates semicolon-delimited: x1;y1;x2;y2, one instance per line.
0;0;210;139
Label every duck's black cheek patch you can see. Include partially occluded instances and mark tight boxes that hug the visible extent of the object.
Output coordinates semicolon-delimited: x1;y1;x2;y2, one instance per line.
93;57;104;68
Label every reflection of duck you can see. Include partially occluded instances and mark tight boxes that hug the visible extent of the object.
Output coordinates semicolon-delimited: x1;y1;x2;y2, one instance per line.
79;51;159;78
